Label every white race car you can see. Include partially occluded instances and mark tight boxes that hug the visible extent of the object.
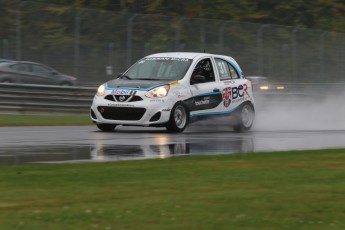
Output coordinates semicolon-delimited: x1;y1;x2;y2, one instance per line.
91;52;255;133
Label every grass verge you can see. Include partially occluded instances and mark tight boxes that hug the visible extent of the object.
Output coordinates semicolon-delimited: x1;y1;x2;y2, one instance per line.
0;114;92;126
0;149;345;230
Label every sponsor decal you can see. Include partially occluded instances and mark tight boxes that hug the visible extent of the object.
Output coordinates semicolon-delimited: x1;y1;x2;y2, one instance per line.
222;84;250;107
144;57;189;62
172;85;189;99
224;80;235;85
232;84;249;99
222;87;232;107
150;99;165;102
172;90;187;98
112;89;134;95
195;97;210;106
243;84;249;97
170;81;180;86
107;103;134;107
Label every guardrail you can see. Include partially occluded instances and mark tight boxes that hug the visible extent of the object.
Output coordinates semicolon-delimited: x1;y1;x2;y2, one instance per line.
0;83;96;115
0;82;343;115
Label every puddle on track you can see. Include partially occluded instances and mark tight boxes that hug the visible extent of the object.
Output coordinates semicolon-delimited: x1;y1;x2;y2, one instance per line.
0;138;254;166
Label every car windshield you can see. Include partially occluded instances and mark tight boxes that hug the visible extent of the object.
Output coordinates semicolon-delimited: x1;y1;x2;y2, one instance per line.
0;62;10;66
123;57;192;81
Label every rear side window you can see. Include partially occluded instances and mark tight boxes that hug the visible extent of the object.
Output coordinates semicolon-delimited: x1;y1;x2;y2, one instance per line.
10;64;30;72
215;58;239;80
32;64;53;73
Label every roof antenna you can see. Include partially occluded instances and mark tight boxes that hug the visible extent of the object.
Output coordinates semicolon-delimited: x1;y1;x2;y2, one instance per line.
203;49;206;53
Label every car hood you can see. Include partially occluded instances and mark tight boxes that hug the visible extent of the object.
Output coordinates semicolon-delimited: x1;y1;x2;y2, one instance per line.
106;78;170;90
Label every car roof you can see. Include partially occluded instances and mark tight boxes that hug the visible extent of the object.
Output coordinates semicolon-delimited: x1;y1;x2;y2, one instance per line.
0;58;15;62
0;60;42;65
146;52;236;61
13;61;42;65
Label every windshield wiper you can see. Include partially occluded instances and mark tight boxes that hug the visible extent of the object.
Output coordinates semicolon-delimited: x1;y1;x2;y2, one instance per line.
119;75;132;80
136;78;161;81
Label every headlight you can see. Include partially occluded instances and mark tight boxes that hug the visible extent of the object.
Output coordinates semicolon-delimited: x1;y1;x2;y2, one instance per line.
145;85;170;98
97;84;105;96
259;85;269;90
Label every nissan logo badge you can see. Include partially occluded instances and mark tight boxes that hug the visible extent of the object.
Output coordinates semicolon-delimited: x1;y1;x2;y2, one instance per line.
119;96;126;101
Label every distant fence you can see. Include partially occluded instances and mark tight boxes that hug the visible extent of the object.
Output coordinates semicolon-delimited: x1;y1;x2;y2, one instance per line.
0;1;344;84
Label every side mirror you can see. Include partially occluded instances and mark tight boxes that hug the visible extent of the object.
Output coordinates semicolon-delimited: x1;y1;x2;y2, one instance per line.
191;75;206;84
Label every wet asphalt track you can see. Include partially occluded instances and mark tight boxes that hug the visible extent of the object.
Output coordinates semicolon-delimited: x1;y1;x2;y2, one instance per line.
1;124;345;166
1;93;345;165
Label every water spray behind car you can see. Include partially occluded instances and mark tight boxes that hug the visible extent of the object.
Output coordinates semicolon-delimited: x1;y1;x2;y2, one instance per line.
252;85;345;131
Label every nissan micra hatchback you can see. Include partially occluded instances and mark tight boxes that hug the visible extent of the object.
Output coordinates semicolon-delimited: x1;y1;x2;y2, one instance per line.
91;52;255;133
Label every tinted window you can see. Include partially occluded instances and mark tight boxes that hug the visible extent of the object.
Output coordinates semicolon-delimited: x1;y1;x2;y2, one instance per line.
191;58;215;83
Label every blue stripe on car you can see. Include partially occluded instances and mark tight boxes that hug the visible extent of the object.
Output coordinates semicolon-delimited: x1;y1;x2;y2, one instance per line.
194;92;221;97
105;83;166;91
191;105;240;117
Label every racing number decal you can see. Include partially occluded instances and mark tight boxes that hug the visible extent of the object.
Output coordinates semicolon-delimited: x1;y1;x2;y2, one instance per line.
217;62;227;75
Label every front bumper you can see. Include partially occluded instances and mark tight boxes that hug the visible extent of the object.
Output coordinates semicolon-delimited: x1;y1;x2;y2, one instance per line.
90;93;173;127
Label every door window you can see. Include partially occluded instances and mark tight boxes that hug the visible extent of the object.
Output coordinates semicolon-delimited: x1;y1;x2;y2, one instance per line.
215;58;239;80
31;64;54;73
191;58;215;84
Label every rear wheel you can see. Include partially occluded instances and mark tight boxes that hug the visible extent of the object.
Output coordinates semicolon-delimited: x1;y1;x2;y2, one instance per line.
233;103;255;132
96;123;116;132
166;103;189;133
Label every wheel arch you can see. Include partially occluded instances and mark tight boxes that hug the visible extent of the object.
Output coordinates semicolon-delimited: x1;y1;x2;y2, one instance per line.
236;100;255;114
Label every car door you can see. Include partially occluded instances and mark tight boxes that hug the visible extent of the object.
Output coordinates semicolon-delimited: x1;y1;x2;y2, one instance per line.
8;63;33;83
187;57;224;117
214;58;250;113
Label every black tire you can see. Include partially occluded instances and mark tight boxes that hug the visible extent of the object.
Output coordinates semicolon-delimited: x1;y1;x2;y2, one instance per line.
96;123;116;132
233;103;255;132
166;102;189;133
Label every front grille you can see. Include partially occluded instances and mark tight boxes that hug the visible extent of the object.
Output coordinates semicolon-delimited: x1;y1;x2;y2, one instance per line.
129;96;143;102
104;95;143;102
114;95;131;102
97;106;146;121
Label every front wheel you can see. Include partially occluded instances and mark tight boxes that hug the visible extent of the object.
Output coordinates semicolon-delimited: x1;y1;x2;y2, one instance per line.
96;123;116;132
233;103;255;132
166;103;189;133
